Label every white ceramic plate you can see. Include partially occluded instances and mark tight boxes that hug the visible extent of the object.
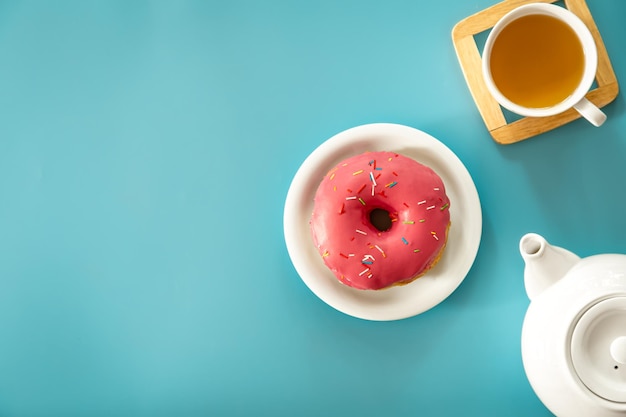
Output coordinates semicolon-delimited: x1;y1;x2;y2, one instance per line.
284;123;482;321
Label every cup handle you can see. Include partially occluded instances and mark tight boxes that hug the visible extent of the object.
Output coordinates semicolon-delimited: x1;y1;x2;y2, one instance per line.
573;97;607;127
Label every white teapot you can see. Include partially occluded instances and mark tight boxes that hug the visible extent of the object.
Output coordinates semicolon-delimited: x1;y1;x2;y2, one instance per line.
520;233;626;417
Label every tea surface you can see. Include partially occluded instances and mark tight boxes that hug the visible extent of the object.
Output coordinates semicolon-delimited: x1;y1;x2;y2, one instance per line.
489;14;585;108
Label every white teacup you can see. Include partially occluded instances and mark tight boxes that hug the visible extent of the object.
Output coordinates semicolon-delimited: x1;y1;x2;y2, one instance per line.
482;3;606;127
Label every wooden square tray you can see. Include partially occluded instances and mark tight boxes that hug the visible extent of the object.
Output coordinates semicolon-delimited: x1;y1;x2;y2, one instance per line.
452;0;619;144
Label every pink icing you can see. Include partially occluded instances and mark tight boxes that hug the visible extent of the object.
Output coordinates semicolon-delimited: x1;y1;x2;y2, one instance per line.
310;151;450;290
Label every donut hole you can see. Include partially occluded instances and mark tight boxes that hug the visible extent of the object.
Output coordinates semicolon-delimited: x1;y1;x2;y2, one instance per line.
369;208;392;232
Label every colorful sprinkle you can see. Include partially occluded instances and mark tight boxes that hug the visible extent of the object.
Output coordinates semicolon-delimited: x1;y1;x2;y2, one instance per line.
441;203;449;211
355;229;367;235
418;200;426;205
346;196;357;200
413;249;421;253
353;170;364;176
330;173;335;180
419;219;426;223
358;197;366;206
434;187;440;191
340;253;349;259
426;205;435;210
385;181;398;188
323;250;330;257
362;254;375;262
359;268;370;276
369;172;377;186
401;237;409;245
403;220;415;224
357;184;366;194
431;232;439;241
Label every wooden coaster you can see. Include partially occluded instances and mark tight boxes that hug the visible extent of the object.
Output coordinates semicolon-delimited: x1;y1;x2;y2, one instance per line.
452;0;619;144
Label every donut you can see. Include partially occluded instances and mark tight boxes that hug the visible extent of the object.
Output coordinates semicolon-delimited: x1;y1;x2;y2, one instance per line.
310;151;450;290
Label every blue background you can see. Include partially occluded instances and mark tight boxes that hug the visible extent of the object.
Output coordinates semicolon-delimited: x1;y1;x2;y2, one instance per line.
0;1;624;416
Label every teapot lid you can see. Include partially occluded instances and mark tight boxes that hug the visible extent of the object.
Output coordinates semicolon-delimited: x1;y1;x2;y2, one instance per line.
570;296;626;403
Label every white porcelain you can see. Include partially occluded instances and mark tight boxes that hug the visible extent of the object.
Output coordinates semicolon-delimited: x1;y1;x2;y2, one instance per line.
519;233;626;417
284;123;482;321
483;3;606;127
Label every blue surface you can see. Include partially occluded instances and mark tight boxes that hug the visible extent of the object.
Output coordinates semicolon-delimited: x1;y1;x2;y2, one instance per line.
0;1;624;416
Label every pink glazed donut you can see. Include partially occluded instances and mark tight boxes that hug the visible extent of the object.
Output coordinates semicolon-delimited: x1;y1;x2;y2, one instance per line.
310;151;451;290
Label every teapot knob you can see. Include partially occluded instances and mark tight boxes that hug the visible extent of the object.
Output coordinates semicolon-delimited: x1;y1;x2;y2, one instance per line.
610;336;626;365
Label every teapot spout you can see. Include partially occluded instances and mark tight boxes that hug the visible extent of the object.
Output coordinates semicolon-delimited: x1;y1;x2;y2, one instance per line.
520;233;580;300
